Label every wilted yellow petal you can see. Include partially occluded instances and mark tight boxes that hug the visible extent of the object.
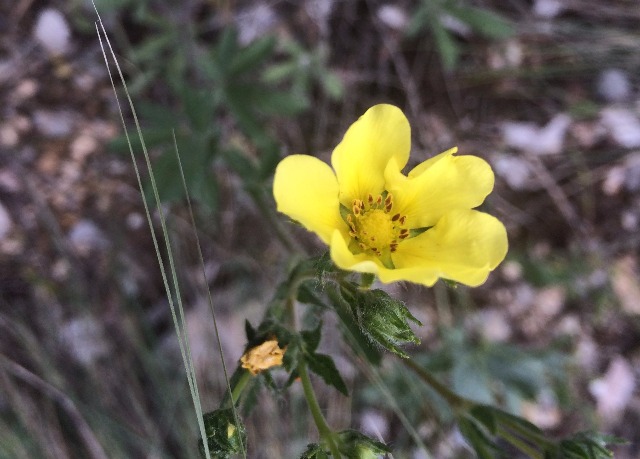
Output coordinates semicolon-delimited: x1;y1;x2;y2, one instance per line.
391;209;508;286
273;154;344;244
385;149;495;228
240;339;286;376
331;104;411;206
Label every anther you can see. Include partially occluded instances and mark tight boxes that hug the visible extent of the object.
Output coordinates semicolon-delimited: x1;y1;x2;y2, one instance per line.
392;213;400;221
399;216;406;225
368;194;373;204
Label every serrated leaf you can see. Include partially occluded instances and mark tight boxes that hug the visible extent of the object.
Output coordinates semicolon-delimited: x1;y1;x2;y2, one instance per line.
198;408;247;459
301;324;322;354
337;430;391;457
345;288;421;358
300;443;330;459
306;352;348;396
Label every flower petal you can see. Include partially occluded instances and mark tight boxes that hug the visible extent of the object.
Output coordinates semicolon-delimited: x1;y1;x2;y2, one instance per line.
385;148;495;228
331;104;411;205
391;209;508;286
273;155;344;244
330;230;384;274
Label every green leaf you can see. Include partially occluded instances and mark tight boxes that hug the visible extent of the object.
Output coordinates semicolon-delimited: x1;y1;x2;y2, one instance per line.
263;62;299;84
222;148;259;182
406;1;434;37
550;432;625;459
244;320;257;342
214;28;239;75
306;352;348;396
328;286;382;366
451;351;493;404
458;417;498;459
198;408;247;459
470;405;498;435
432;19;460;71
301;324;322;354
343;288;421;358
319;71;344;100
448;5;514;40
300;443;330;459
229;36;276;76
180;86;215;133
337;430;391;458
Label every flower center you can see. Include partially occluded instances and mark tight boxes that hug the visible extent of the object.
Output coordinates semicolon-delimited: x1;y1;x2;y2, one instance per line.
346;193;408;257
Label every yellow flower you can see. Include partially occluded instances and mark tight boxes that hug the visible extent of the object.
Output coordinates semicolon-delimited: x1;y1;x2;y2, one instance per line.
273;104;507;287
240;339;286;376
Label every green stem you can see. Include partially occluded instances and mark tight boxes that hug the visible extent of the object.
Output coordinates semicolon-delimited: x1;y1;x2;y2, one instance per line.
402;358;472;412
298;361;342;459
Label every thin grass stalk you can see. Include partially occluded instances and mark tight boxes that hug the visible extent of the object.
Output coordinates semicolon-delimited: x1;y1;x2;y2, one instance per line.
93;8;211;457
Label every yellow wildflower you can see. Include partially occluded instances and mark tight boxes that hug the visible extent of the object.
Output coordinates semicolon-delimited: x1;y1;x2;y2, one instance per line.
240;339;286;375
273;104;508;287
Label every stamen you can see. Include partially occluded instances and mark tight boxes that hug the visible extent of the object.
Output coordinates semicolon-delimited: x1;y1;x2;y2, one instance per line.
368;194;373;204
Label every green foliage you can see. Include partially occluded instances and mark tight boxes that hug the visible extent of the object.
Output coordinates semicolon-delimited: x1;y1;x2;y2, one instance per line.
109;8;328;210
408;0;514;70
340;286;422;358
300;324;349;396
336;430;390;458
458;405;623;459
419;328;568;409
550;432;625;458
263;39;344;101
300;443;331;459
198;408;247;459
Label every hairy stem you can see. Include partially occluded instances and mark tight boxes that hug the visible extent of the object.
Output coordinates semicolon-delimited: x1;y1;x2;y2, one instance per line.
298;361;342;459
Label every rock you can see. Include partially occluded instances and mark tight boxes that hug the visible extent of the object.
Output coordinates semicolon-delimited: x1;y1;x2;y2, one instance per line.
33;8;71;56
600;107;640;148
501;114;571;155
493;154;536;190
0;200;12;240
68;219;109;255
60;317;110;365
597;69;632;103
360;409;389;438
611;255;640;315
33;109;75;137
533;0;567;18
377;5;408;31
589;356;636;425
236;3;278;45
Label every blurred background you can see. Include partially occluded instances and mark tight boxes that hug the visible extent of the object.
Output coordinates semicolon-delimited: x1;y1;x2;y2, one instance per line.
1;0;639;457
